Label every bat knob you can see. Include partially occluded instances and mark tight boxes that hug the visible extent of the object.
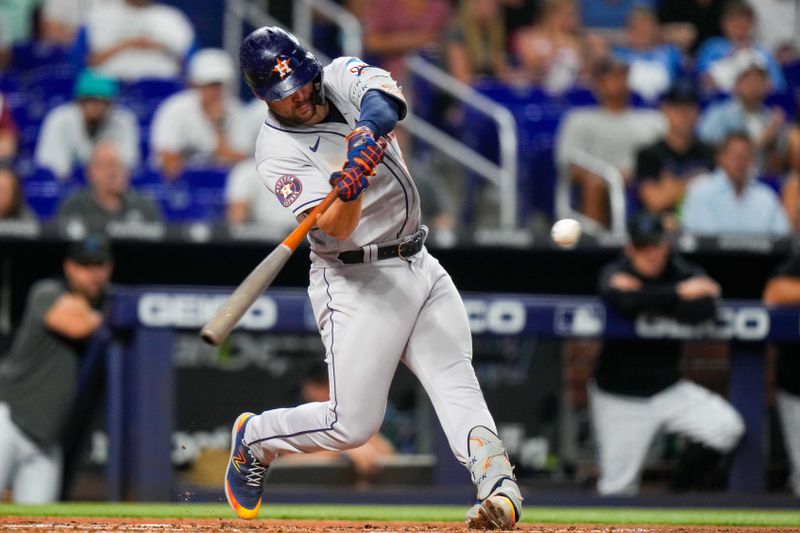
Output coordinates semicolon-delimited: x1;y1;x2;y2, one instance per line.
200;328;221;346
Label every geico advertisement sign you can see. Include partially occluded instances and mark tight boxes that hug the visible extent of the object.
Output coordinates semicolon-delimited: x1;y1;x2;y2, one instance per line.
635;307;769;341
138;293;277;329
137;293;528;335
463;299;526;334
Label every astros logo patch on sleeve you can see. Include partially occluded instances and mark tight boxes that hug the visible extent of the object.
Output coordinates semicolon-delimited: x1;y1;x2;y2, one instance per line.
275;175;303;207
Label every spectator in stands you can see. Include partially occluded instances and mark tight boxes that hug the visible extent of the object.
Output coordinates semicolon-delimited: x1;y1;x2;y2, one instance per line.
0;165;34;221
225;158;297;232
363;0;452;83
592;211;744;496
84;0;194;82
784;113;800;229
35;69;139;181
751;0;800;64
57;142;162;231
0;91;18;161
657;0;725;53
696;0;785;94
150;49;256;180
41;0;107;46
612;7;683;103
698;52;787;176
635;83;714;216
762;258;800;497
555;57;665;226
445;0;510;84
681;133;790;235
0;0;40;65
0;234;112;503
514;0;589;94
278;362;396;482
579;0;655;30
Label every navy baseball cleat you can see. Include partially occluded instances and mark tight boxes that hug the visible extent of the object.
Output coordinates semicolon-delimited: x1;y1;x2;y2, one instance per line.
225;412;268;519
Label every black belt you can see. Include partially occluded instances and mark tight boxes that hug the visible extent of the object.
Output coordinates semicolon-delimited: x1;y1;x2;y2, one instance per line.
338;227;427;264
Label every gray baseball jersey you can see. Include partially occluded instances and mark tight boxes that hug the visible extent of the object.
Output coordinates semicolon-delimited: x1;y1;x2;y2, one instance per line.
255;57;420;265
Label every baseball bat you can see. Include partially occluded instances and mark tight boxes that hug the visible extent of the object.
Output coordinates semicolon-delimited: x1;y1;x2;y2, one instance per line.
200;189;339;346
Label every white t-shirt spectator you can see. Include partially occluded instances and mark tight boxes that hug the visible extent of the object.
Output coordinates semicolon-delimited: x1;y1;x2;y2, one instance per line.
556;107;666;175
224;158;297;230
35;103;140;179
43;0;111;35
752;0;800;54
150;89;256;168
86;1;194;81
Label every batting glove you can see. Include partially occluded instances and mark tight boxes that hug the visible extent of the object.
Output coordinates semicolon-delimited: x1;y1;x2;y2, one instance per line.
345;126;384;175
330;166;370;202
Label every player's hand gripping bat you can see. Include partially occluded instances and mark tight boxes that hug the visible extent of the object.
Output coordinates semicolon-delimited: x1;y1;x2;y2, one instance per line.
200;139;388;346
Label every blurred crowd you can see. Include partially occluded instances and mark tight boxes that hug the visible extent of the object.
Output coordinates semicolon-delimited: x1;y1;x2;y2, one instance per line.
0;0;796;237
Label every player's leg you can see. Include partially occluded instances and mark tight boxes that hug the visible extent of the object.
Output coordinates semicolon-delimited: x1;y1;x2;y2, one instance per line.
776;389;800;496
400;251;520;529
244;265;421;459
226;262;425;519
11;443;61;504
660;379;745;454
588;383;661;495
0;403;19;494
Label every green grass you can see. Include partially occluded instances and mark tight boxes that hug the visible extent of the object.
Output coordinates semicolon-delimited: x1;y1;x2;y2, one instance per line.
0;503;798;527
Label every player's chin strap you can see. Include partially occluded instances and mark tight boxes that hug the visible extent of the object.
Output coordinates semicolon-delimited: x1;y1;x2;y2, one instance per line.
466;426;523;518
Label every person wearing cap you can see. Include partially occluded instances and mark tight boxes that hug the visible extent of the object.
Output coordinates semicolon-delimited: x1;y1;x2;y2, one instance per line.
84;0;194;82
150;48;262;180
696;0;785;94
681;132;790;236
35;69;140;181
0;234;113;503
555;56;665;226
635;82;715;216
698;49;787;176
591;211;744;495
762;254;800;497
56;142;162;231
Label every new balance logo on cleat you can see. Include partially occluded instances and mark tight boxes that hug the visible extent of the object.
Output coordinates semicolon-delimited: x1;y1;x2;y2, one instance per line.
225;413;269;520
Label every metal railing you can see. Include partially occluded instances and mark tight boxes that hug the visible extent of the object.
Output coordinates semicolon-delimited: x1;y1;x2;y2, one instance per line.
293;0;363;58
404;56;518;228
556;149;627;239
224;0;520;228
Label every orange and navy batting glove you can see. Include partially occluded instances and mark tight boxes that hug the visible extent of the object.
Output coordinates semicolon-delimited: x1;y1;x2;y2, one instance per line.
345;126;384;175
330;166;370;202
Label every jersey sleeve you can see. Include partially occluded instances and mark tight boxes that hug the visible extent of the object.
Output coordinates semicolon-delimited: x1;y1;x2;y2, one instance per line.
327;57;408;119
256;154;330;216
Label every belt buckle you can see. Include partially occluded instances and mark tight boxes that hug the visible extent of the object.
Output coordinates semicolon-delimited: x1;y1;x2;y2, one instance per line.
398;236;418;259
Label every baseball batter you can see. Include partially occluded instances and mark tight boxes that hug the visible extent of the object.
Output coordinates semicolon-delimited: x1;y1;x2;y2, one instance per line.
223;27;522;530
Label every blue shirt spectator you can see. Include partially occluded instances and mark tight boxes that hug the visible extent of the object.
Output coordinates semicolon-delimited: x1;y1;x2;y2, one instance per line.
695;0;785;93
579;0;654;28
613;7;683;103
697;54;787;174
681;134;790;236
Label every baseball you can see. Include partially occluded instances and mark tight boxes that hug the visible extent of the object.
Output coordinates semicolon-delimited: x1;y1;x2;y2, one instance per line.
551;218;581;248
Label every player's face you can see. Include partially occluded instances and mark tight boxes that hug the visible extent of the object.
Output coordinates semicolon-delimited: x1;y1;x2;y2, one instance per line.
267;82;317;124
627;240;670;279
662;102;698;135
64;259;113;302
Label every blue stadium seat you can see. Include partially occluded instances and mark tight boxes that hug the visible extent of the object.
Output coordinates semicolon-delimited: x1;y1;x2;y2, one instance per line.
24;168;63;220
139;179;209;222
119;78;183;126
24;65;77;122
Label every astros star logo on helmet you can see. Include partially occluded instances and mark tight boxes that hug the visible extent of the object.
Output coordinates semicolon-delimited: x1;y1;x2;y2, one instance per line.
272;58;293;79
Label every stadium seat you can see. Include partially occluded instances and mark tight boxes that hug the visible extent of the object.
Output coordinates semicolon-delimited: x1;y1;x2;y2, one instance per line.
24;168;63;220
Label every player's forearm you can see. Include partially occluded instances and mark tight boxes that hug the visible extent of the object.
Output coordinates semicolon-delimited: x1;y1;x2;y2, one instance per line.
764;277;800;305
317;197;362;240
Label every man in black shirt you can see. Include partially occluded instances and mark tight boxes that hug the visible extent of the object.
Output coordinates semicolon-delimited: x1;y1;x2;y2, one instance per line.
635;83;715;217
591;211;744;495
762;256;800;497
0;235;112;502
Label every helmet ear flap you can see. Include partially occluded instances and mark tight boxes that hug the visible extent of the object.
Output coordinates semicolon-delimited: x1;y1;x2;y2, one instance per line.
311;72;325;105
